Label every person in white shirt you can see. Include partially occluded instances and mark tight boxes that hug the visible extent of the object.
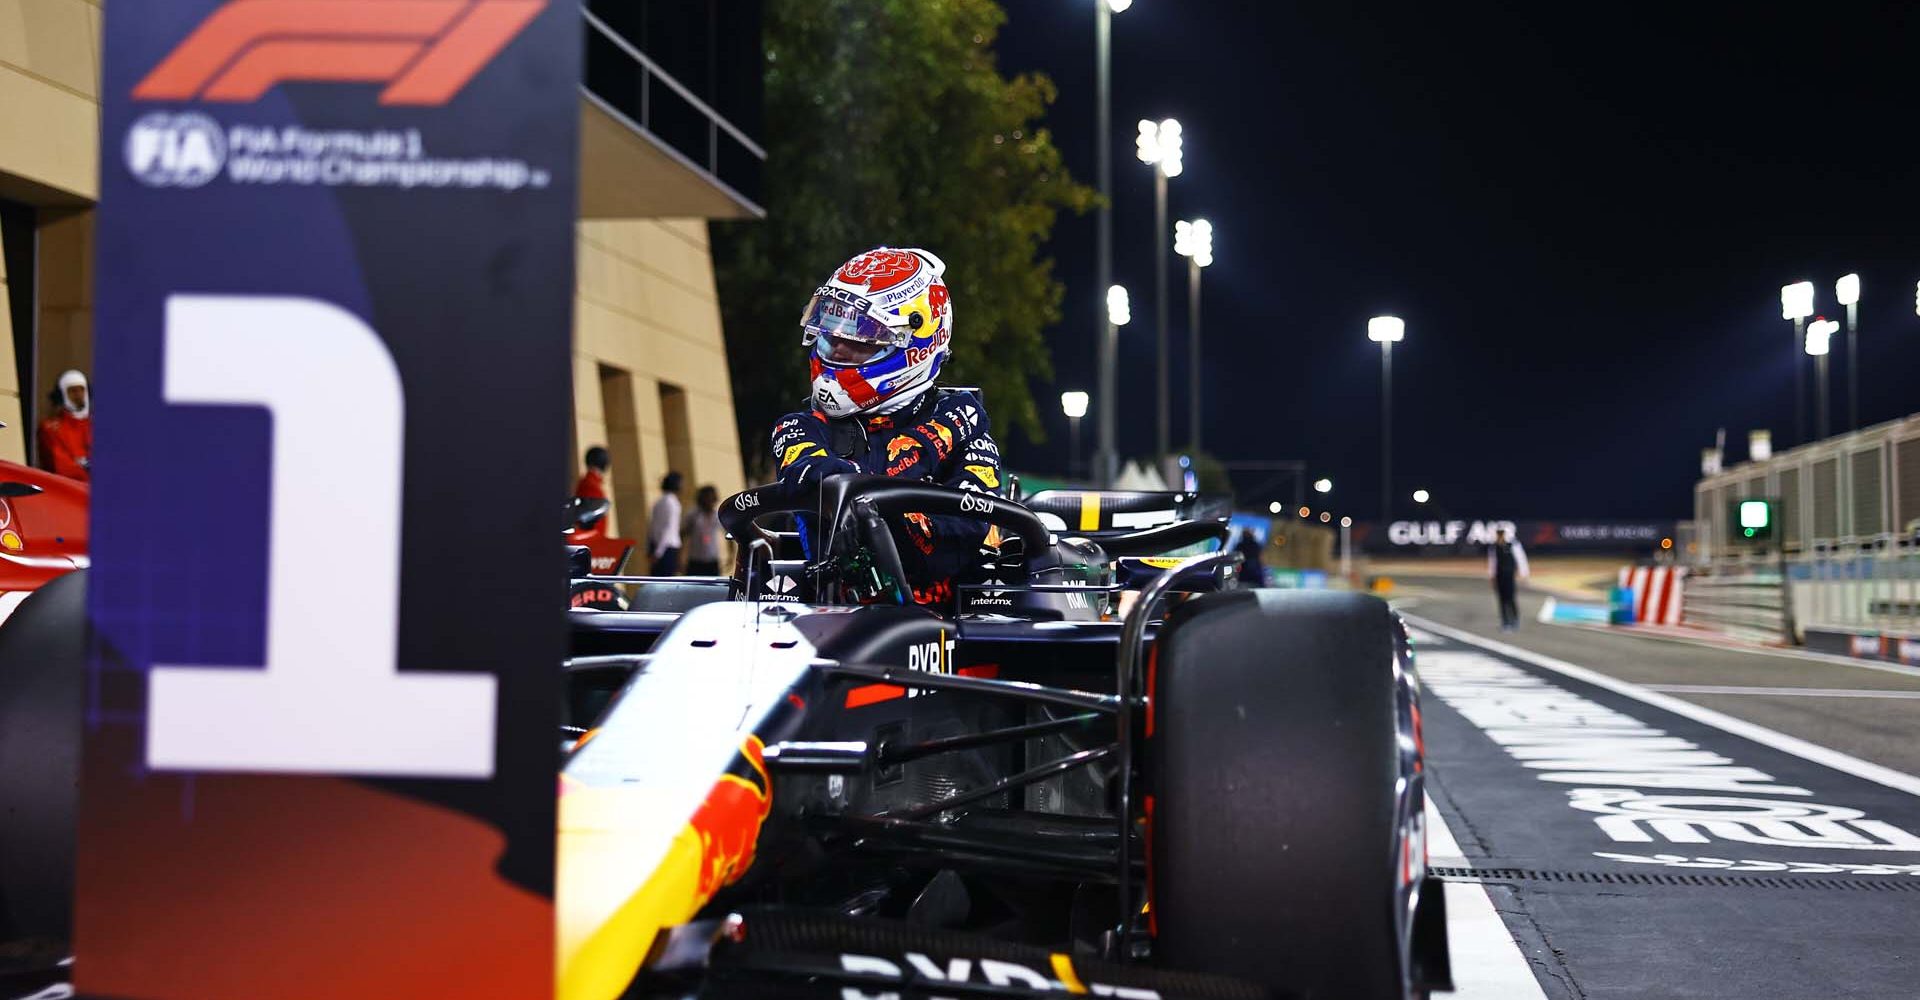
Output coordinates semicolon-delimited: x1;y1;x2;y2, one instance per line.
1486;527;1530;631
648;471;684;576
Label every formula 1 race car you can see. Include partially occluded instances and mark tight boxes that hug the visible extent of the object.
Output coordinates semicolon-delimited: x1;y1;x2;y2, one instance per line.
557;474;1451;1000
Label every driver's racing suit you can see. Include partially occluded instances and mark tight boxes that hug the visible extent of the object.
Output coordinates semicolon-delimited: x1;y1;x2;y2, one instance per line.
771;388;1002;604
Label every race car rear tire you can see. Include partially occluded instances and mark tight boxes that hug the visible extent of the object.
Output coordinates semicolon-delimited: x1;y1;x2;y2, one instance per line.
1148;589;1408;999
0;571;87;951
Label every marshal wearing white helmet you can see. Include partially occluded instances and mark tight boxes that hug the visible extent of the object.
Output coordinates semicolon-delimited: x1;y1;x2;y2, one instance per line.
771;247;1003;604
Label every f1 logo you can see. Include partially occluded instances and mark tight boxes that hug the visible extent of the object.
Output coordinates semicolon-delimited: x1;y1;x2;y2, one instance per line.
133;0;545;106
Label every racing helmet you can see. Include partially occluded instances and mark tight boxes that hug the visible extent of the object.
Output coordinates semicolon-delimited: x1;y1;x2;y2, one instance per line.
802;247;952;418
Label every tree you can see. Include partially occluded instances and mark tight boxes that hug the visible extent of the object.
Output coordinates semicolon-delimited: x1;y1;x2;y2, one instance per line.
713;0;1095;472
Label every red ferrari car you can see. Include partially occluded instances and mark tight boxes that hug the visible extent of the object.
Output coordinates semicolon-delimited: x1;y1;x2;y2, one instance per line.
0;461;88;603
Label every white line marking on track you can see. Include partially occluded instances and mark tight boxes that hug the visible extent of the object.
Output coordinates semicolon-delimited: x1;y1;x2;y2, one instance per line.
1545;618;1920;679
1425;796;1551;999
1406;614;1920;800
1643;684;1920;700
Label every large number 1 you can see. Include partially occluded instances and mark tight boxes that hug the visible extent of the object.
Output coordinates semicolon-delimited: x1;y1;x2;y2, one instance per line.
146;295;496;778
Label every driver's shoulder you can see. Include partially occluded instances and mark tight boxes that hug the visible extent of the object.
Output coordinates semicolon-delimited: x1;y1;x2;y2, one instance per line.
929;388;990;439
771;408;828;435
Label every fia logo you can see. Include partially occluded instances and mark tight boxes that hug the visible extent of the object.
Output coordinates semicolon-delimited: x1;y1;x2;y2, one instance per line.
125;111;226;187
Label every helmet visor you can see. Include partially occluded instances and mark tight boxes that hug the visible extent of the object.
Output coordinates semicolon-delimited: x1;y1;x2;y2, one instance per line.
815;334;891;366
800;288;907;350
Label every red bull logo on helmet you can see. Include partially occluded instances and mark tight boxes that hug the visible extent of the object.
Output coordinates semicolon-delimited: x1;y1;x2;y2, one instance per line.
835;248;925;293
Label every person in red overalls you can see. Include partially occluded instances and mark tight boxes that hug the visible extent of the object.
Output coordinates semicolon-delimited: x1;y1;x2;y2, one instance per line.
37;369;91;482
573;445;610;500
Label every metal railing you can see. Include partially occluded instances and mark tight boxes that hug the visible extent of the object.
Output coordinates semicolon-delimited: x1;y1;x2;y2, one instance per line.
1682;554;1794;644
581;6;766;213
1786;535;1920;642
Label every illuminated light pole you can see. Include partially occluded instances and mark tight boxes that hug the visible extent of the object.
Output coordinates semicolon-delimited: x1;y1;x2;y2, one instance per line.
1836;273;1860;431
1340;515;1353;582
1313;477;1333;495
1136;117;1182;460
1781;281;1814;445
1107;283;1132;327
1268;500;1283;514
1413;489;1430;505
1060;390;1090;479
1806;317;1837;441
1093;0;1130;487
1173;217;1212;451
1103;284;1132;478
1367;316;1405;523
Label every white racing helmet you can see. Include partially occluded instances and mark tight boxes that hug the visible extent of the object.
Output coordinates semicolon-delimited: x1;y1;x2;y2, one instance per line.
802;247;952;418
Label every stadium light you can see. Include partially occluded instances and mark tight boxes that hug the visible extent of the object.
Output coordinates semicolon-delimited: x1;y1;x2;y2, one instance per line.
1808;317;1837;440
1135;117;1183;177
1780;281;1815;321
1366;315;1405;343
1837;274;1861;431
1268;501;1282;514
1106;284;1131;326
1139;118;1184;459
1780;281;1814;445
1061;391;1090;479
1413;489;1430;504
1314;478;1333;494
1806;318;1836;356
1106;0;1133;11
1368;315;1404;522
1174;218;1213;451
1174;218;1213;268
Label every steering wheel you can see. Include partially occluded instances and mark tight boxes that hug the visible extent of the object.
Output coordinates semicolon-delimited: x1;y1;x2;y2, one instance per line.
819;474;1060;604
719;475;1060;605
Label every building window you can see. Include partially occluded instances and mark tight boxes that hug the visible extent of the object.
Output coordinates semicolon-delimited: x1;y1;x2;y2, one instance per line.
658;381;695;491
597;363;647;540
0;200;34;460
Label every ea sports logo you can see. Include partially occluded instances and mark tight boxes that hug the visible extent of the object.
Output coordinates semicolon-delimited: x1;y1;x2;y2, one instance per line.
125;112;226;188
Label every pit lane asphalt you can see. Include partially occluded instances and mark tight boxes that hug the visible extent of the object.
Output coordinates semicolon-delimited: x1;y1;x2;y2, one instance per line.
1397;574;1920;999
1396;575;1920;775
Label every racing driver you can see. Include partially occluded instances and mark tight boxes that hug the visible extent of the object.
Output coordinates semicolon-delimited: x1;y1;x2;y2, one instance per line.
771;247;1002;605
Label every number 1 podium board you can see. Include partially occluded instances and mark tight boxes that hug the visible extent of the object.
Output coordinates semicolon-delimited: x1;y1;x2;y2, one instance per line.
81;3;578;996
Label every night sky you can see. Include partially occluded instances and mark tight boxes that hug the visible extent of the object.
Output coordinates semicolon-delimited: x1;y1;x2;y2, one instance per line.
993;3;1920;521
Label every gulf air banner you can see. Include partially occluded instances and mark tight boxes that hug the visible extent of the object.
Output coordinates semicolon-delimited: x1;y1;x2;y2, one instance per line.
83;2;577;997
